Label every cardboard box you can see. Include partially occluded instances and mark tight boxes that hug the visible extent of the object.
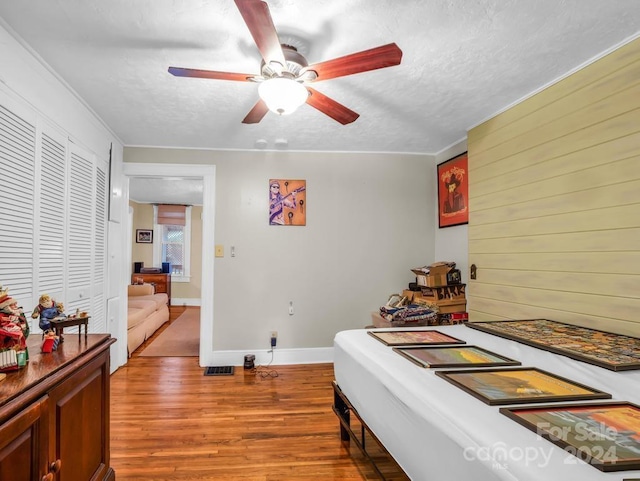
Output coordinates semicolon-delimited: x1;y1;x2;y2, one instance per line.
411;268;429;287
420;284;466;305
426;265;461;287
402;289;419;302
437;302;467;314
412;264;461;287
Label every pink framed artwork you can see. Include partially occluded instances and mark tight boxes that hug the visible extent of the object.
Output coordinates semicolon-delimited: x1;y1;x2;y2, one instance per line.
437;152;469;228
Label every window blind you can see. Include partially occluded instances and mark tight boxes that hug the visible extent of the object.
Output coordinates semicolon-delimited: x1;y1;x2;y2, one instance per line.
157;204;186;226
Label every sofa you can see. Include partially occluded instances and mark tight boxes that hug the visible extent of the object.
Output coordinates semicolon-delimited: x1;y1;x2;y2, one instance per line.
127;284;170;356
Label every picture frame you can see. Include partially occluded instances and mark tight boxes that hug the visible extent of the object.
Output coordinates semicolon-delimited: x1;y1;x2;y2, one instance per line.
368;330;465;346
269;179;306;226
136;229;153;244
437;152;469;228
392;345;520;369
435;367;611;406
466;319;640;371
499;401;640;472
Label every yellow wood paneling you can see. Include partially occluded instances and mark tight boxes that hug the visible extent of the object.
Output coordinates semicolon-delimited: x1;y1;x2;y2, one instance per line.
470;61;640;157
469;228;640;254
465;269;638;299
467;36;640;337
469;204;639;239
470;108;640;184
472;178;640;226
472;150;640;210
468;38;640;149
471;86;640;172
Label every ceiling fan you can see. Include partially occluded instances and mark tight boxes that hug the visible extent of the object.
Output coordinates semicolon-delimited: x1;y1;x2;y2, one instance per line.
168;0;402;125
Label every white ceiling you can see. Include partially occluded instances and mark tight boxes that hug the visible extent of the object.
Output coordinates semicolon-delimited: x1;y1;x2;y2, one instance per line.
1;1;639;156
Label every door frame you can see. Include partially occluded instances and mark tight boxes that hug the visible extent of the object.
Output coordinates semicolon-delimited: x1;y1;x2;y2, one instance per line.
121;163;215;366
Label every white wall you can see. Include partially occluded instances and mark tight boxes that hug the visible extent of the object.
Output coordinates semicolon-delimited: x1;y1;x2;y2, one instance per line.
125;147;437;363
434;140;469;283
0;20;126;369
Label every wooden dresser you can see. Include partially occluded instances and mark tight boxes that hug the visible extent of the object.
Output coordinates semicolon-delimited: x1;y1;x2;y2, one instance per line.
131;273;171;305
0;334;116;481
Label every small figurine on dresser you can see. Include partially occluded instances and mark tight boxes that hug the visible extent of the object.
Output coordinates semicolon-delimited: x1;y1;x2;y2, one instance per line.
0;285;30;369
31;293;66;332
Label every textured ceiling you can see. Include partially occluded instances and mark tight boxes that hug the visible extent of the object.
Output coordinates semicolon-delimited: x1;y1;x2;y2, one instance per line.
1;0;639;155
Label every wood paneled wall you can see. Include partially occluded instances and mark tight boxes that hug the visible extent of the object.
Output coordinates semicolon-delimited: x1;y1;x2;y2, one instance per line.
467;37;640;337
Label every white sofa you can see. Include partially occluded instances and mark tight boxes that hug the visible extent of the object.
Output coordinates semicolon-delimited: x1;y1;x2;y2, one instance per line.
127;284;169;356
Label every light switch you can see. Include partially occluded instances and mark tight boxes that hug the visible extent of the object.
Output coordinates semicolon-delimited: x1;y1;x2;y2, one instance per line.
215;245;224;257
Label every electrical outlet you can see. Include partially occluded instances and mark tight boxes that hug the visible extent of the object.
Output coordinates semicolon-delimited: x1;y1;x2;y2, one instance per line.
288;301;294;316
270;331;277;348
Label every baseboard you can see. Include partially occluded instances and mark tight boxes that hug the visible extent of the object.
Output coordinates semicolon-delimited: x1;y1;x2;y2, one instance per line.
201;347;334;367
171;297;201;307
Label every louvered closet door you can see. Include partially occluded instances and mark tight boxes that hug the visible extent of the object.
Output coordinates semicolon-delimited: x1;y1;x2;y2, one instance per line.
0;95;36;306
66;143;95;321
92;160;108;332
1;88;109;334
65;143;108;332
36;125;67;304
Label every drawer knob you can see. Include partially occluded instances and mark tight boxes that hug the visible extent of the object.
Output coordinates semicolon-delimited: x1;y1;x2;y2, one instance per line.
49;459;61;473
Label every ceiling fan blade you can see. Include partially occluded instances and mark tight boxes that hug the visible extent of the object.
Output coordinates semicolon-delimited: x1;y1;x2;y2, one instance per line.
305;87;359;125
169;67;255;82
305;43;402;81
234;0;286;66
242;98;270;124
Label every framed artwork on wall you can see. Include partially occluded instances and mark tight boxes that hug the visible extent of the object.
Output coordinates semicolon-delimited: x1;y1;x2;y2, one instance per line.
269;179;306;225
136;229;153;243
437;152;469;228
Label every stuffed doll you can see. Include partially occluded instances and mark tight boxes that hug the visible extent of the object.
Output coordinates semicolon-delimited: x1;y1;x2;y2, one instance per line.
0;286;29;361
31;294;65;332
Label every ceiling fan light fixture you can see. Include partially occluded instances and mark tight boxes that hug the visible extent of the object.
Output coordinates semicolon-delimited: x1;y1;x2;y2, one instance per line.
258;77;309;115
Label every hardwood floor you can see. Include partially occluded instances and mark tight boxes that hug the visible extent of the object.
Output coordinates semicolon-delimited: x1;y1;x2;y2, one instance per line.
110;322;379;480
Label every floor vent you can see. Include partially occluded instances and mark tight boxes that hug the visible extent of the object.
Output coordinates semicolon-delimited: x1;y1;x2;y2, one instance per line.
204;366;235;376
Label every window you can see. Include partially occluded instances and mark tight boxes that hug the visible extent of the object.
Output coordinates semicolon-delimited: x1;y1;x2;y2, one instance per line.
153;205;191;282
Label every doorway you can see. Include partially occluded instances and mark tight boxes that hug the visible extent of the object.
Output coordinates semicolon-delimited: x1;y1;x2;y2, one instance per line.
122;163;216;366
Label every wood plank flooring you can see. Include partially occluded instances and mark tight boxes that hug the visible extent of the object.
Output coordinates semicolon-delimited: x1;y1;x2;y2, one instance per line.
110;311;379;480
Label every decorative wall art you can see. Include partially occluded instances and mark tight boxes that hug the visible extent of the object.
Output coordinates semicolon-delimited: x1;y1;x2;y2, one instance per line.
435;367;611;405
368;330;465;346
269;179;306;226
136;229;153;243
437;152;468;228
466;319;640;371
392;345;520;368
500;402;640;472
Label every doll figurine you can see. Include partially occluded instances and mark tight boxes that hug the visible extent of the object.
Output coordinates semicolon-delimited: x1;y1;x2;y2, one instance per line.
31;294;65;332
0;286;30;358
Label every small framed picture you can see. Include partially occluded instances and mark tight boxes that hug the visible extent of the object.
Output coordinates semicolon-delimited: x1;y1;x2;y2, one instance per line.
368;330;465;346
136;229;153;244
393;345;520;369
435;367;611;405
